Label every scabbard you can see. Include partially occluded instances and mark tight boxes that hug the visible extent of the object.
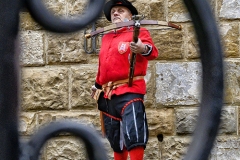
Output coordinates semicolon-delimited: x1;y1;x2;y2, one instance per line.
100;111;105;138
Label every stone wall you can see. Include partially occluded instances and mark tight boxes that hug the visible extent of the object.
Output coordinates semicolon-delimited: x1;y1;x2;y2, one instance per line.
19;0;240;159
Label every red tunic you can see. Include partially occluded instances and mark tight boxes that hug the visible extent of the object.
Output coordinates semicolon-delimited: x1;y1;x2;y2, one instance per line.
96;26;158;98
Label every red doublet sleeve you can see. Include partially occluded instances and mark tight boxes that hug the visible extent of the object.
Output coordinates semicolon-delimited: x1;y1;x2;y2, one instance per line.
138;27;158;60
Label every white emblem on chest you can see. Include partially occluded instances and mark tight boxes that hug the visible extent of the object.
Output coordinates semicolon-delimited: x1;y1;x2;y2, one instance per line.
118;42;129;54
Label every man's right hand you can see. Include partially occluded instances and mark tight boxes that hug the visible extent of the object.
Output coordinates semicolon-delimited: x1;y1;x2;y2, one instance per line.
91;85;97;98
91;85;103;101
130;38;146;54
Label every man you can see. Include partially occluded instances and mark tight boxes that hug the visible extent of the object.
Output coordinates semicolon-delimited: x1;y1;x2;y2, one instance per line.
91;0;158;159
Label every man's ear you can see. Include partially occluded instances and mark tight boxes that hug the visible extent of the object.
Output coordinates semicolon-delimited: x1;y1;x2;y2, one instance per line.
129;14;133;20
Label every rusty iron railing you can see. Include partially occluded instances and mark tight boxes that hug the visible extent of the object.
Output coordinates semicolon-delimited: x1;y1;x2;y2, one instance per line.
0;0;223;159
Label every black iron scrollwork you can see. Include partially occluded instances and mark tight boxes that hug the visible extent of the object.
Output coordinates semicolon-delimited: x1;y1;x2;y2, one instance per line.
0;0;107;160
24;0;105;33
20;121;108;160
0;0;223;159
183;0;224;159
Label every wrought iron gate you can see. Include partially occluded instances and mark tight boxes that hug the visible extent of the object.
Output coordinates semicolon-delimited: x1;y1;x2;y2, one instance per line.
0;0;223;159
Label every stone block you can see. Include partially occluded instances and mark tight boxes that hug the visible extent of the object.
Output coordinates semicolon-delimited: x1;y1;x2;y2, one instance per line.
144;63;155;107
145;137;160;160
168;0;190;22
133;0;165;20
176;108;198;134
219;107;237;134
155;62;202;106
186;24;200;59
151;29;184;60
46;32;87;64
176;106;237;135
37;111;100;131
147;109;175;136
224;60;240;103
21;67;69;110
20;31;45;66
70;65;98;108
160;136;190;159
148;1;165;20
210;136;240;160
219;0;240;19
219;22;239;57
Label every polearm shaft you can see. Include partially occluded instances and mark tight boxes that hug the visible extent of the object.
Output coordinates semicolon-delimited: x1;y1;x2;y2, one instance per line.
128;16;141;87
0;0;20;159
132;23;140;44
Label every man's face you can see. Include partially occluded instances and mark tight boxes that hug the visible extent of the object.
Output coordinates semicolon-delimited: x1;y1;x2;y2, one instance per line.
110;6;132;23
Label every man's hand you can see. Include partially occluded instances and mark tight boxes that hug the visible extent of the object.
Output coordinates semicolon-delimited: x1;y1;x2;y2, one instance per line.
91;85;102;101
91;85;97;98
130;38;146;54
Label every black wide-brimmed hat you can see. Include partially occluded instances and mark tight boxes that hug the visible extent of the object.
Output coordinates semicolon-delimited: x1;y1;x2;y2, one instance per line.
104;0;138;21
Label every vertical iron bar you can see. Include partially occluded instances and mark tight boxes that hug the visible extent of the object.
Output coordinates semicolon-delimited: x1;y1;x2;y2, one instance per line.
183;0;224;159
0;0;21;159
